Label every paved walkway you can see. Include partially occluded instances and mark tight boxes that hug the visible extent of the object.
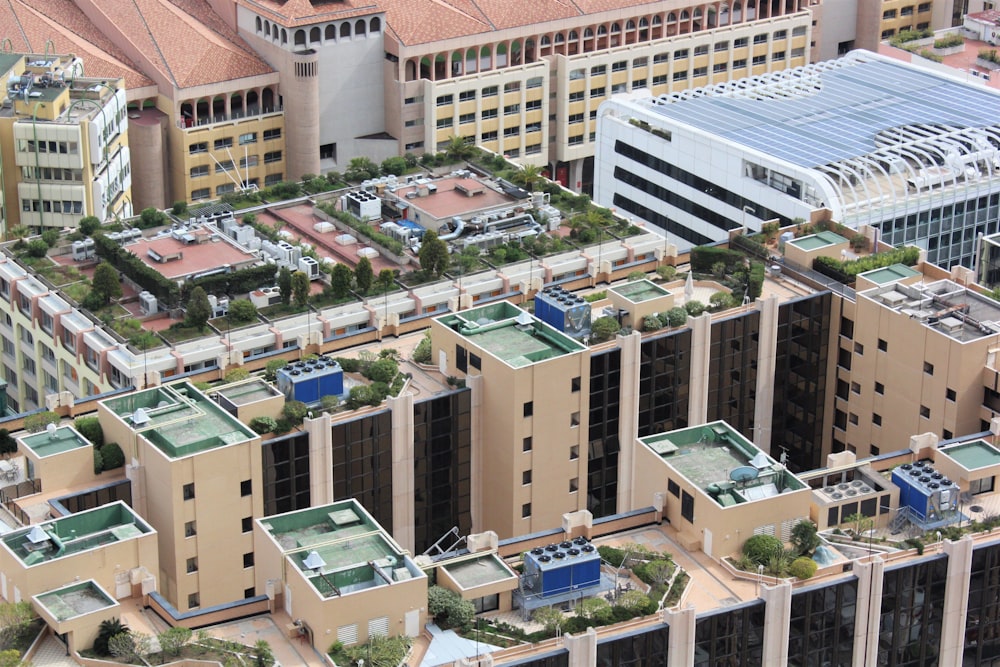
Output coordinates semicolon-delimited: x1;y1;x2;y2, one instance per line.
30;635;76;667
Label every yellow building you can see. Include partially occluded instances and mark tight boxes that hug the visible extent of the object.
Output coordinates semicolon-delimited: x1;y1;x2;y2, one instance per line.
98;382;263;612
0;53;132;231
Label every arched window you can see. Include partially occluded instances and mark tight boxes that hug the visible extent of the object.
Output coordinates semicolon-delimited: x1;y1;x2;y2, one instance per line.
310;27;321;43
294;29;305;46
597;25;608;35
280;28;287;44
554;33;565;44
626;19;636;29
584;27;594;38
679;10;689;20
653;15;663;24
693;8;703;17
355;20;366;35
611;22;621;32
370;17;381;32
265;21;271;37
540;35;551;46
639;17;649;26
569;30;578;40
341;23;351;38
255;17;262;33
325;24;336;40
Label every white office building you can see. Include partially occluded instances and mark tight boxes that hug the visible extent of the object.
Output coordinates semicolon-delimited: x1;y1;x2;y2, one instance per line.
594;50;1000;268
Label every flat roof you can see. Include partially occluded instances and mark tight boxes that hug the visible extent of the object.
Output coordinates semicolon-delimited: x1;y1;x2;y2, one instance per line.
102;382;257;458
21;426;90;458
212;379;283;407
441;554;517;589
858;263;921;285
939;439;1000;470
127;232;257;281
436;302;585;368
0;54;21;76
391;176;517;221
647;51;1000;169
610;279;670;303
2;502;151;567
260;501;423;598
788;231;848;250
641;422;806;505
861;279;1000;341
34;580;117;622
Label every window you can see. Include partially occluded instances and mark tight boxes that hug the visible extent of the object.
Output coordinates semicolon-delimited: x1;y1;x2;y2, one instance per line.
190;165;208;178
241;479;252;496
693;67;707;77
633;79;647;89
239;132;257;145
504;81;520;92
946;388;956;401
482;108;498;120
436;94;453;106
522;470;532;485
854;342;864;355
503;127;519;138
504;103;520;115
240;156;258;168
525;100;541;111
653;52;669;63
186;557;198;573
878;339;888;352
667;479;680;497
734;37;748;48
522;503;531;518
875;381;884;395
871;445;880;456
674;48;689;59
482;85;498;97
569;91;584;102
569;478;578;493
437;117;453;129
850;382;861;394
183;483;195;500
480;131;497;142
242;516;253;533
873;413;882;426
243;552;255;568
772;51;786;61
713;63;727;73
570;445;579;460
569;113;584;124
753;33;768;44
883;8;897;18
527;76;543;88
245;587;256;599
733;59;747;69
264;150;282;164
653;75;667;85
459;90;476;102
633;57;647;67
571;376;581;392
191;188;210;201
849;413;859;426
752;55;766;66
591;64;606;75
523;437;532;452
773;29;787;39
188;593;199;609
611;60;627;72
214;138;233;150
263;128;281;141
923;361;934;375
694;45;708;56
320;143;336;160
673;70;688;81
971;476;995;495
184;521;197;537
943;429;953;439
681;491;694;522
920;405;931;418
189;142;207;155
570;412;580;427
714;41;729;52
918;2;930;10
460;113;475;125
590;87;606;98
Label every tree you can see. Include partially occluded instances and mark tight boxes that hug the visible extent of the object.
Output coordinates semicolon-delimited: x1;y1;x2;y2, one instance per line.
511;164;544;191
100;443;125;470
616;590;652;614
185;286;212;332
94;618;127;655
264;359;287;382
172;201;189;216
158;627;192;656
25;239;48;258
78;216;101;236
283;400;309;424
225;368;251;383
367;358;398;384
843;512;873;536
41;229;59;247
0;602;32;647
92;262;122;305
0;649;26;667
228;299;258;324
742;534;784;566
791;520;821;556
444;135;476;163
138;207;168;229
380;156;407;176
354;257;374;293
533;606;565;634
291;270;310;308
74;416;104;447
109;631;150;663
377;268;395;296
331;263;353;298
344;157;380;182
684;300;706;316
418;230;450;278
576;597;612;624
426;586;474;629
665;307;688;328
277;266;292;305
590;316;621;342
253;640;274;667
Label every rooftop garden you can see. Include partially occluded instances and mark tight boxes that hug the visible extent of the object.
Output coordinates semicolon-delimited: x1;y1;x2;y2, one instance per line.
85;619;277;666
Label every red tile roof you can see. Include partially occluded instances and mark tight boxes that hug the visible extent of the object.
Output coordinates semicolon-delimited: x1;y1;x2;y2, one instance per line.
0;0;154;90
237;0;383;27
968;10;1000;24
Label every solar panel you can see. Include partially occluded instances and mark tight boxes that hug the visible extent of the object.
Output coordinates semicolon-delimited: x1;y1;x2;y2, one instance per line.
647;52;1000;168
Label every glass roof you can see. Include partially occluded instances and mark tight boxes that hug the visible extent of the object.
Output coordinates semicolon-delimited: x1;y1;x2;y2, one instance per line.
647;52;1000;168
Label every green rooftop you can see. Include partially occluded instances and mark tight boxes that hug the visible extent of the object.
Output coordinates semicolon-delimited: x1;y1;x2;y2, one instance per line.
21;426;90;458
641;421;806;506
0;55;22;77
213;379;282;407
261;501;423;598
2;502;151;567
437;302;584;368
788;231;848;251
859;263;921;285
610;279;670;303
103;382;257;458
940;440;1000;470
35;580;117;622
441;554;516;590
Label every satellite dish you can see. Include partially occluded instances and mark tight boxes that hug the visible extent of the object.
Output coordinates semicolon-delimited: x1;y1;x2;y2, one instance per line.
730;466;759;484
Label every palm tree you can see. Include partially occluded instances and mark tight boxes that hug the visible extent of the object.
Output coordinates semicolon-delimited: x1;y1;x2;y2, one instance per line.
445;135;476;163
512;164;544;192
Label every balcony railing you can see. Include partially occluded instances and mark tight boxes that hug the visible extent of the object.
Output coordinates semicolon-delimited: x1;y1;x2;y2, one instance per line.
177;105;283;130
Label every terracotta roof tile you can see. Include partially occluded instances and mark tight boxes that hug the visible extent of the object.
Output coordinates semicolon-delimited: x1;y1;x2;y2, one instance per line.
237;0;383;27
0;0;154;90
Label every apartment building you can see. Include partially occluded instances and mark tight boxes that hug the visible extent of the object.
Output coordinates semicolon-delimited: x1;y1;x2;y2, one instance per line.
595;50;1000;267
0;53;132;231
1;1;287;211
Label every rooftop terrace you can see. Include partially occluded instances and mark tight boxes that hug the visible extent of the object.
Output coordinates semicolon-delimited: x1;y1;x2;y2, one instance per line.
2;501;151;567
102;382;257;458
609;279;670;303
261;501;423;598
21;426;90;458
861;279;1000;342
436;302;585;368
641;422;806;506
34;580;117;622
788;231;848;251
440;554;517;590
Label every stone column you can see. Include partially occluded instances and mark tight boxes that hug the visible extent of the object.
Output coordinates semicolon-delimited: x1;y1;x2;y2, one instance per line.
306;412;333;505
761;580;792;666
940;536;974;666
617;331;641;512
388;392;416;553
564;627;597;667
687;312;712;425
666;605;696;667
752;294;779;454
853;555;885;667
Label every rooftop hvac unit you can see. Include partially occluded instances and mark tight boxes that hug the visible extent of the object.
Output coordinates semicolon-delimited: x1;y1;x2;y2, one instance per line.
71;238;96;261
138;291;158;315
298;256;320;280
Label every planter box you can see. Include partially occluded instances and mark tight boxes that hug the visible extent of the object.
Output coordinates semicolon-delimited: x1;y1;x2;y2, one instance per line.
932;44;965;56
976;57;1000;71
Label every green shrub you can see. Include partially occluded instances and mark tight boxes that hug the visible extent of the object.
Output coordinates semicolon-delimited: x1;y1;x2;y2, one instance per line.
664;307;688;328
74;416;105;447
791;520;821;555
627;270;647;281
684;300;705;316
642;315;661;332
656;265;677;281
249;416;278;434
26;239;49;258
709;292;734;310
283;400;309;424
264;359;287;382
171;201;189;216
813;246;920;281
93;448;104;475
100;443;125;470
24;411;59;433
597;545;627;567
789;557;818;580
41;229;60;247
225;368;251;383
591;316;622;342
742;534;784;565
934;33;963;49
412;333;432;364
365;358;398;384
690;246;744;273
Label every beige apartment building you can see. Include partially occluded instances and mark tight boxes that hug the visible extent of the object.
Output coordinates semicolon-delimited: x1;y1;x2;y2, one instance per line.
0;53;132;231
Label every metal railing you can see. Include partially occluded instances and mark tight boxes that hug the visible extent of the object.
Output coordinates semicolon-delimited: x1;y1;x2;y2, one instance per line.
176;105;283;130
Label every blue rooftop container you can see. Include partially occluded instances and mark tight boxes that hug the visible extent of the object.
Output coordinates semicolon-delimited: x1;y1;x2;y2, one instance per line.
522;537;600;598
891;461;958;521
276;357;344;405
534;286;592;340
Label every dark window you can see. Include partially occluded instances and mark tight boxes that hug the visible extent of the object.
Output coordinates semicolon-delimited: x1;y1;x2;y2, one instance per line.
242;516;253;533
875;382;885;395
456;345;467;373
871;445;880;456
186;557;198;573
523;437;532;452
681;491;694;522
667;479;679;497
923;361;934;375
878;339;888;352
854;342;864;355
840;317;854;338
522;470;532;485
244;587;256;599
570;445;579;460
572;376;581;392
243;552;255;568
183;483;195;500
522;503;531;518
188;593;199;609
523;401;533;417
920;405;931;418
184;521;196;537
240;480;252;497
469;353;481;370
873;414;882;426
946;388;956;401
